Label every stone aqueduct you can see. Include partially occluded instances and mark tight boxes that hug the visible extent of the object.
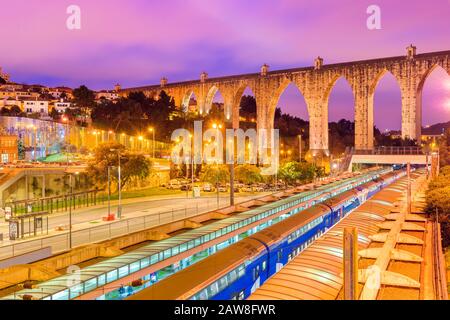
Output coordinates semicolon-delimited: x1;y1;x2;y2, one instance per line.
121;46;450;154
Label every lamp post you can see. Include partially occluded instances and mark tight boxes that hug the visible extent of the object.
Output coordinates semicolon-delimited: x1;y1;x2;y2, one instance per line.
189;134;194;197
110;148;122;219
149;127;155;159
138;136;143;151
298;134;302;162
68;171;79;249
107;165;111;216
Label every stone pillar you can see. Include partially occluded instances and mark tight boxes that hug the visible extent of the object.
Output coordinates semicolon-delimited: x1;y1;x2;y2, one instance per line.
308;98;329;153
400;78;422;141
304;82;329;155
354;84;373;150
399;46;421;141
197;95;206;115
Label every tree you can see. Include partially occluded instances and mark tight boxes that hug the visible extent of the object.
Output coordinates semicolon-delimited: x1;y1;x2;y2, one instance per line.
278;162;300;186
86;142;152;190
235;164;263;185
120;153;153;188
72;85;96;122
426;165;450;246
17;140;25;160
239;95;256;117
278;161;318;186
201;164;230;186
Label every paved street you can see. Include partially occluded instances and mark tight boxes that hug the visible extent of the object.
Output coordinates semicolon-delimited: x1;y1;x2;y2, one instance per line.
0;192;268;260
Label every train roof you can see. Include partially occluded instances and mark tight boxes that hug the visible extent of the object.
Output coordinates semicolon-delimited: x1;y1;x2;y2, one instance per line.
127;238;266;300
249;173;417;300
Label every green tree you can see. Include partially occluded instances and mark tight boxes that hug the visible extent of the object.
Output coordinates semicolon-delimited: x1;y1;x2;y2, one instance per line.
426;165;450;246
239;95;256;117
17;140;25;160
278;161;318;186
86;142;152;190
120;153;153;188
278;162;300;186
72;85;96;123
201;164;230;186
235;164;263;185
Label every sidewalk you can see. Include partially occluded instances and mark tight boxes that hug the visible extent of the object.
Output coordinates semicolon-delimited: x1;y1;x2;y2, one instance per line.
0;191;264;229
0;192;268;260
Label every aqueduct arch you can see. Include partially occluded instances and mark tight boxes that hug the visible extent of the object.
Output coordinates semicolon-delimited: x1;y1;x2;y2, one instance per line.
121;46;450;152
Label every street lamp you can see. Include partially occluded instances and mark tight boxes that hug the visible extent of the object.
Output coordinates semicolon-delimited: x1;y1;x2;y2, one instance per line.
110;148;122;219
68;171;79;249
148;127;155;159
298;134;303;162
138;135;144;151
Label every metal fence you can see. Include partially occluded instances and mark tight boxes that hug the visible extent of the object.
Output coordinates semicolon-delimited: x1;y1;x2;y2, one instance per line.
354;146;425;155
0;199;222;261
5;190;99;215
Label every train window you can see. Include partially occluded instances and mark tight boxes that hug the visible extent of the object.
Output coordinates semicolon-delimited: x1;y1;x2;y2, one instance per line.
198;289;208;300
277;250;282;262
262;261;267;271
208;282;219;297
228;270;238;283
218;277;228;291
106;270;118;283
238;291;245;300
142;257;150;267
96;274;106;288
130;262;140;273
238;265;245;277
180;243;187;253
288;254;292;261
163;249;171;259
118;266;129;278
252;268;257;281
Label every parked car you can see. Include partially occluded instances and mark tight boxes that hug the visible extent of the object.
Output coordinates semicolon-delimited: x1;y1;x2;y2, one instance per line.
166;179;182;189
202;183;214;192
180;184;192;191
240;186;253;192
217;185;228;192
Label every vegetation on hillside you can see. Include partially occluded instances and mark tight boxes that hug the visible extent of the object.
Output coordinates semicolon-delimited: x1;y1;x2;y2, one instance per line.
426;166;450;247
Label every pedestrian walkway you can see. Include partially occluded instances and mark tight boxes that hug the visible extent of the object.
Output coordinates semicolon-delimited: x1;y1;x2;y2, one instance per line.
0;193;266;261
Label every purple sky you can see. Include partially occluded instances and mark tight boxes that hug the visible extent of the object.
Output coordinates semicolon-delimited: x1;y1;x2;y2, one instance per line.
0;0;449;130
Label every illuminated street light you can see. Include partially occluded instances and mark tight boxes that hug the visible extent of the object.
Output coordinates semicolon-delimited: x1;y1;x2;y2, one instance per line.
148;127;156;159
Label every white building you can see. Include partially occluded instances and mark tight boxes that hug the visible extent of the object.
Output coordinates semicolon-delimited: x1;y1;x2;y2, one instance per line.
95;90;120;101
0;97;21;109
53;101;72;113
23;100;49;114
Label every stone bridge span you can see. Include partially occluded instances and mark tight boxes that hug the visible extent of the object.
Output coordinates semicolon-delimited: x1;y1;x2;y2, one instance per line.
121;46;450;154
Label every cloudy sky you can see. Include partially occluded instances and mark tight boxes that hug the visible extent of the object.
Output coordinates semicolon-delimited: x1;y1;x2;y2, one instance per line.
0;0;449;130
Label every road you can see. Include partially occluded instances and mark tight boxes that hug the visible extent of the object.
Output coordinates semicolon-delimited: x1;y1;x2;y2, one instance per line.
0;192;268;260
1;192;263;232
